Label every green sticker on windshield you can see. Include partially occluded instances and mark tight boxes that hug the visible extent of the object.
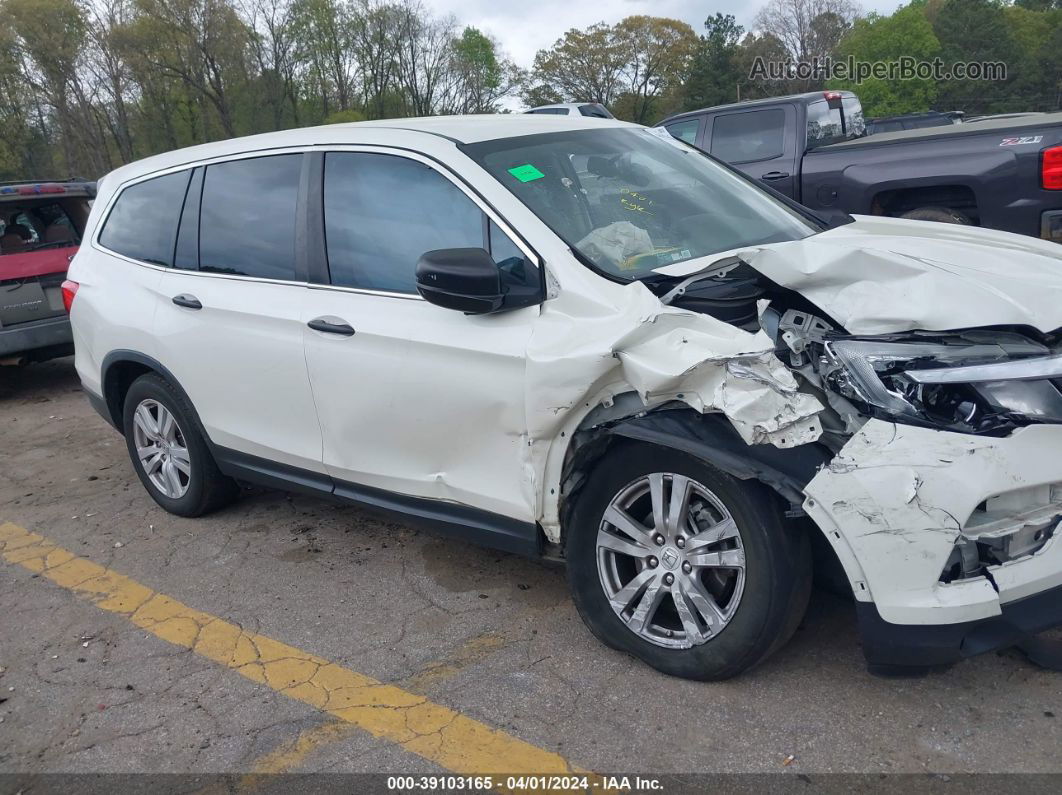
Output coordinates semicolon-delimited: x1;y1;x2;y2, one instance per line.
508;163;545;182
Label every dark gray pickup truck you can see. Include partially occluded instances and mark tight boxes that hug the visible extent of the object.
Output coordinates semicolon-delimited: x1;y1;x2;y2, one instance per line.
658;91;1062;243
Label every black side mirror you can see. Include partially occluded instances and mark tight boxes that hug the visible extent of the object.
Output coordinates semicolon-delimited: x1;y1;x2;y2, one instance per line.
416;248;505;314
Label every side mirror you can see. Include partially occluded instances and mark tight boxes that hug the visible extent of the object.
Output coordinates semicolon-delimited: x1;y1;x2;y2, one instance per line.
415;248;505;314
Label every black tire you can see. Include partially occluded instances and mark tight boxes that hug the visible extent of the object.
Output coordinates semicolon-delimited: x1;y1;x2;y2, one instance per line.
122;373;238;517
899;206;970;225
566;443;811;681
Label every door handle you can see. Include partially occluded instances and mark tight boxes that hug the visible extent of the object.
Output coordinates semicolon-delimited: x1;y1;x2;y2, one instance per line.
172;294;202;310
761;171;790;181
308;317;355;336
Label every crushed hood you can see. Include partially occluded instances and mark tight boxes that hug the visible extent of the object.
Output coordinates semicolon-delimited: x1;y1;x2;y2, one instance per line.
656;215;1062;335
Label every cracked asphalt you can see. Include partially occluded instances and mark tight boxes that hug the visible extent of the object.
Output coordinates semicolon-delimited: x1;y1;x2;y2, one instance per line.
2;359;1062;778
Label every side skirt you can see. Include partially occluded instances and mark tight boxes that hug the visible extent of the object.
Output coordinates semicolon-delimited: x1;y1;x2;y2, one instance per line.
213;446;542;558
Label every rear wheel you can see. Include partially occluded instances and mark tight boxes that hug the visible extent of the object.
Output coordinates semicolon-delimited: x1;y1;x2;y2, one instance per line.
566;444;811;680
122;374;238;517
899;206;970;225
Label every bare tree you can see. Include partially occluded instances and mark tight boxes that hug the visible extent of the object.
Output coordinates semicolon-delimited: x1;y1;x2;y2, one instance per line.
85;0;136;162
753;0;861;63
241;0;301;127
351;0;404;118
393;2;457;116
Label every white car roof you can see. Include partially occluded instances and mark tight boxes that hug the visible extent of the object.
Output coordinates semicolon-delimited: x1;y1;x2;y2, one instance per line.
99;115;637;192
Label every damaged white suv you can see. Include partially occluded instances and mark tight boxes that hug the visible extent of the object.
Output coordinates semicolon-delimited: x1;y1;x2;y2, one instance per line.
67;116;1062;679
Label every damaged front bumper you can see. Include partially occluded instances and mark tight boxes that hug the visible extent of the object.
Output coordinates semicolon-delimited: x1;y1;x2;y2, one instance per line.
854;583;1062;671
804;420;1062;669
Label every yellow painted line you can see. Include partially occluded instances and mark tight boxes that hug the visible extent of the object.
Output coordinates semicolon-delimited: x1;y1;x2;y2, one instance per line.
240;719;360;786
0;521;578;777
237;633;511;783
400;632;509;693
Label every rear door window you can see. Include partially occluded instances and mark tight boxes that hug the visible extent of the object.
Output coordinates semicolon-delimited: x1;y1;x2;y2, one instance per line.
710;109;785;163
98;171;192;266
199;154;303;280
323;152;537;295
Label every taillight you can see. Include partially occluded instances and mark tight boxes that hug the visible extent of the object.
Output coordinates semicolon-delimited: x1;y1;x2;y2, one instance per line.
61;280;79;313
1042;146;1062;190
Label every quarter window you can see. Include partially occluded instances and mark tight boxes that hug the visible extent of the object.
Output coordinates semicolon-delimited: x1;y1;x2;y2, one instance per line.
665;118;700;145
99;170;192;266
711;109;785;163
199;154;302;280
324;153;534;295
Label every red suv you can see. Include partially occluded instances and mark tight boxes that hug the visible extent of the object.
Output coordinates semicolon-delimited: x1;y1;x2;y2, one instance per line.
0;180;95;364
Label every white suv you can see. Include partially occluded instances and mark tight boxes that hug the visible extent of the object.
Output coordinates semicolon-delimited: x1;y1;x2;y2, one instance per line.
68;116;1062;680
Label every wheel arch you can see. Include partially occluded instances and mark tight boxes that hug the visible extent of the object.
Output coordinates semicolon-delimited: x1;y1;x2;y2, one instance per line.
557;406;833;551
100;351;206;442
872;183;979;223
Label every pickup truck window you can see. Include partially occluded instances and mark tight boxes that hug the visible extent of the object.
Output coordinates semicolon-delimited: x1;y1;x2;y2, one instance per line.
807;97;865;148
465;128;817;280
842;96;866;136
807;100;844;148
711;110;785;163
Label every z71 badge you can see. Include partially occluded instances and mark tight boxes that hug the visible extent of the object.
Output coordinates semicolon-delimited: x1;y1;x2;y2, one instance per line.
1000;135;1043;146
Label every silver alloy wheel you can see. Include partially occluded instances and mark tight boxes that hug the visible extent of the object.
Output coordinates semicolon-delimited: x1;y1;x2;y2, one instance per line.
132;398;191;499
596;473;746;649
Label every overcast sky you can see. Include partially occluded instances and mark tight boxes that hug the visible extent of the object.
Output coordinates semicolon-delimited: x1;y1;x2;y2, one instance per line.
428;0;908;70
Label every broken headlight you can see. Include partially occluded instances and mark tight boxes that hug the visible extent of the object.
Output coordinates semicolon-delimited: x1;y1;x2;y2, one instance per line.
819;330;1062;433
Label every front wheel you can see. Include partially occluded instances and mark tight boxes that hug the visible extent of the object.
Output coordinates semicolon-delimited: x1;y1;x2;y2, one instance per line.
566;443;811;680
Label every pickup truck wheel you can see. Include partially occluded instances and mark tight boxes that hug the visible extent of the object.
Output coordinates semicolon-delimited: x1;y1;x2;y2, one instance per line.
566;443;811;681
122;373;239;517
899;206;970;225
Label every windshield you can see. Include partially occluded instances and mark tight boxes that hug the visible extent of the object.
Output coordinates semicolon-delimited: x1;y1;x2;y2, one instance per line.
463;128;818;279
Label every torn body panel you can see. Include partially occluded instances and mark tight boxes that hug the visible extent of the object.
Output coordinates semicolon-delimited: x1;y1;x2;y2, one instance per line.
804;419;1062;626
526;280;825;541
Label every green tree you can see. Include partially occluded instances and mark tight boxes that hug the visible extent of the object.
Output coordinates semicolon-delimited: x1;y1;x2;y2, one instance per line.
1003;5;1062;111
4;0;104;174
117;0;253;139
683;13;745;109
612;16;698;123
530;23;628;106
827;4;941;116
733;32;791;100
290;0;357;116
519;81;562;109
932;0;1018;114
452;27;515;114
